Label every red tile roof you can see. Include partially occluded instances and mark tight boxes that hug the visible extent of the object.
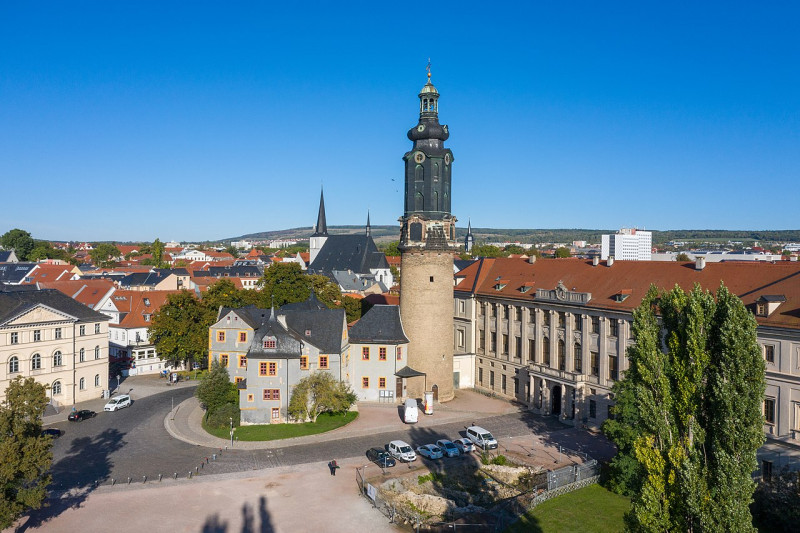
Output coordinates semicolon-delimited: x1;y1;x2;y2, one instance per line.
37;279;116;309
111;290;181;329
22;264;79;284
455;257;800;329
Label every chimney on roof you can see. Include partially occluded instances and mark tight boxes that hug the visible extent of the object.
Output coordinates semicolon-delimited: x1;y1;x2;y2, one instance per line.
592;256;599;267
607;256;614;267
527;254;536;264
695;257;706;271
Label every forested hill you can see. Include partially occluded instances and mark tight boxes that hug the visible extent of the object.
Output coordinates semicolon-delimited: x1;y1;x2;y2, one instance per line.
225;227;800;245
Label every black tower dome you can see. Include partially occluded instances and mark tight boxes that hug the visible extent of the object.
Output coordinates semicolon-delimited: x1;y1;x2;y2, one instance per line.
402;70;454;220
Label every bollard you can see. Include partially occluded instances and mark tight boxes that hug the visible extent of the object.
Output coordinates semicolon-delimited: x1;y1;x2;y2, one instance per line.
127;477;132;485
143;476;147;484
174;472;178;479
159;474;163;482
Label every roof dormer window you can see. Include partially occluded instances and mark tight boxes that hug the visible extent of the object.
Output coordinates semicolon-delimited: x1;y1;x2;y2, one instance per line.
756;295;786;317
263;337;276;349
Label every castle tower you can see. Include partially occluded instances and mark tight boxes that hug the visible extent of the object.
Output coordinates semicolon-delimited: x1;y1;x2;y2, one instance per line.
399;68;456;402
309;188;328;265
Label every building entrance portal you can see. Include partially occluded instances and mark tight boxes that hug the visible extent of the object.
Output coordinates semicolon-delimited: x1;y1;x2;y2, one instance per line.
551;385;562;416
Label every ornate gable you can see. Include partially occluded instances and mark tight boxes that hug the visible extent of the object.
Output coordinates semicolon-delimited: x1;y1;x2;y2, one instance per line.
5;304;77;327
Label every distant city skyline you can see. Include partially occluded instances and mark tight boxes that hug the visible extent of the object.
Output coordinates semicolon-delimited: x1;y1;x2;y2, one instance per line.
1;2;798;242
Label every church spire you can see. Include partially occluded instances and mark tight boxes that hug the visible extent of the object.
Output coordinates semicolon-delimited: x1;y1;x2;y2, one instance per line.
465;218;474;253
366;210;371;237
313;188;328;236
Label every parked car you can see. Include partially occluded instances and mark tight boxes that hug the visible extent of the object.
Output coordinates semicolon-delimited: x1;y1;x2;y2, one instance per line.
388;440;417;462
366;447;396;468
436;439;460;458
416;444;444;460
465;425;498;450
41;428;63;438
104;394;132;412
403;398;418;424
454;438;474;454
68;409;96;422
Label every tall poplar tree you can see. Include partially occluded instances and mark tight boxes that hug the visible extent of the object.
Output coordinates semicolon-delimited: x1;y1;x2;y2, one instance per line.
603;283;765;532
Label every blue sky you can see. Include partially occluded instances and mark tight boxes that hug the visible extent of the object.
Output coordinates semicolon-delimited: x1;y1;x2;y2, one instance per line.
1;2;798;242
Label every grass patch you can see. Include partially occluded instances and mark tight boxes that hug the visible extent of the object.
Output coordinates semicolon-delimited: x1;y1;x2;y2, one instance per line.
202;411;357;441
418;472;446;485
506;484;629;533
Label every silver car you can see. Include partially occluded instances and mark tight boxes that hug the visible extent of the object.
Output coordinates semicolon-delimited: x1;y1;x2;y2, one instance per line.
436;439;461;457
454;438;474;454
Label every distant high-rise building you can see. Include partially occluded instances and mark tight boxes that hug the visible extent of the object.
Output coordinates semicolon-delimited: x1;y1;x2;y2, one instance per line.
601;228;652;261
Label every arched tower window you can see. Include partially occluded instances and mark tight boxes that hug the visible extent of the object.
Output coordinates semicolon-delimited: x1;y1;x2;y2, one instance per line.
433;162;439;180
433;191;439;211
415;165;424;182
415;192;424;211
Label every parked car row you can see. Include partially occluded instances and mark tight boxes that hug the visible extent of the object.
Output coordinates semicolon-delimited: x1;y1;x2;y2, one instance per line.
375;425;496;466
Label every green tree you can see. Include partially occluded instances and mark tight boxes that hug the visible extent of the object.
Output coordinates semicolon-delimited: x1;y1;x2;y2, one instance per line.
288;371;356;423
0;377;53;528
381;241;401;256
504;244;526;255
224;245;239;257
470;244;503;258
151;238;165;269
603;283;765;532
257;263;313;307
89;243;121;268
554;246;571;258
341;296;362;323
751;466;800;532
196;361;237;418
27;242;70;263
0;229;35;261
202;279;260;310
148;290;213;368
309;274;341;308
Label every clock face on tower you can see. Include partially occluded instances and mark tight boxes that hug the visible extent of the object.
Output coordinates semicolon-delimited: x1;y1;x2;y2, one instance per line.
444;153;451;165
417;124;425;132
414;152;426;163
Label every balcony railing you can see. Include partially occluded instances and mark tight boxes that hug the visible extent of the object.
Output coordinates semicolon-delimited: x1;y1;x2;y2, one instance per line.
528;363;587;384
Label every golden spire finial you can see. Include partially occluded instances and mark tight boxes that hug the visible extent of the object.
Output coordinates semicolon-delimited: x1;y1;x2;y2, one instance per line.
426;58;431;80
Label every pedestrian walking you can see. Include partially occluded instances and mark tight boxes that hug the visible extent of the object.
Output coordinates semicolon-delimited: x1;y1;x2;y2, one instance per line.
328;460;339;476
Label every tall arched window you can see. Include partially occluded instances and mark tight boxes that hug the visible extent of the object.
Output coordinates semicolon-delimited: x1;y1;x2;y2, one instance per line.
79;377;85;390
53;351;62;367
79;348;85;362
94;346;100;359
9;356;19;374
573;342;582;373
52;380;62;395
415;191;424;211
414;165;424;182
94;374;100;387
31;353;42;370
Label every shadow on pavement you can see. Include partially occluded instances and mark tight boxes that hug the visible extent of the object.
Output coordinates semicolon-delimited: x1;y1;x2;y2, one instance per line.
200;496;274;533
17;428;125;532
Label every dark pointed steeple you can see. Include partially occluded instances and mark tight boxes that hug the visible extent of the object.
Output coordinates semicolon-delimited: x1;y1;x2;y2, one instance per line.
366;210;371;237
313;188;328;236
465;218;474;253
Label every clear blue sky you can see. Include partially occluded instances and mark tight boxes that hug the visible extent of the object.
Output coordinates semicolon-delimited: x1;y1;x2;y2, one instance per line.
1;2;798;242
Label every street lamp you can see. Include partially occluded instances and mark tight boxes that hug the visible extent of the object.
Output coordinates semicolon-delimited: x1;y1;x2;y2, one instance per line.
229;417;234;448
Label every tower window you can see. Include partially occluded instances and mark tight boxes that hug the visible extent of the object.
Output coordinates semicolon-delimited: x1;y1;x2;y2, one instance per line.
430;276;434;282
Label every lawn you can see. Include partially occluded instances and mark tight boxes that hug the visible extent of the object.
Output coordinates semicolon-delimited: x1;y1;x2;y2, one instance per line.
203;411;358;441
506;484;629;533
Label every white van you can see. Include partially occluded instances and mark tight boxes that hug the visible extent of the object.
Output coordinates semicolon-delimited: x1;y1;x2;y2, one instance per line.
104;394;132;412
466;425;498;450
388;440;416;462
403;399;418;424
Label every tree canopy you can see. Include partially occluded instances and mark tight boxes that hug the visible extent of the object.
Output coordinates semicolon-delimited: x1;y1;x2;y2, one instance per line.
0;377;53;528
380;241;400;256
148;290;213;367
0;229;35;261
196;361;237;417
603;283;766;532
151;238;165;268
554;246;571;258
89;243;121;268
288;371;356;423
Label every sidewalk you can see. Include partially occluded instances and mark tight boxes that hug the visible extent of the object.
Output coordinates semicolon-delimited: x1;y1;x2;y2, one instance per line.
165;389;522;450
43;374;197;426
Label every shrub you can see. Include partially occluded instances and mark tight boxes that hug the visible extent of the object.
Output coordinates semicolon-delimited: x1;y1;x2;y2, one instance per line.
206;403;240;430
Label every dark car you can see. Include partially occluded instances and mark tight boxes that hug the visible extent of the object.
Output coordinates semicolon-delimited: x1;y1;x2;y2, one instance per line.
68;409;96;422
366;447;396;468
41;428;63;439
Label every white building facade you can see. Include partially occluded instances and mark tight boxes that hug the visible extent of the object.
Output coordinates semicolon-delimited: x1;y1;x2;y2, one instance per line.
601;228;652;261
